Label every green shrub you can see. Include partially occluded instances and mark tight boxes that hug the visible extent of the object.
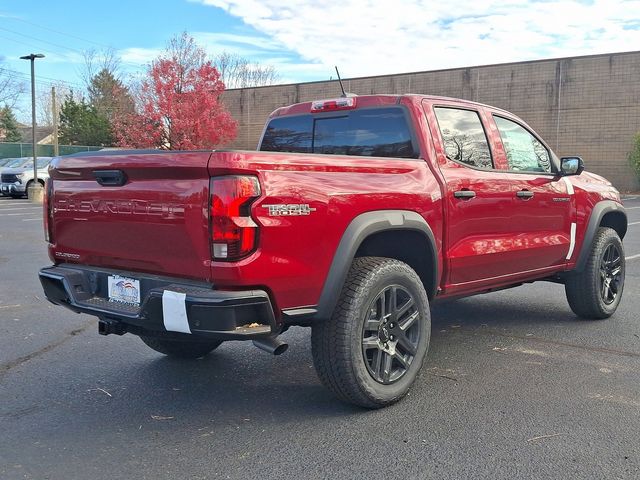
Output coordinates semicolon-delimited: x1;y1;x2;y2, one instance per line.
630;133;640;180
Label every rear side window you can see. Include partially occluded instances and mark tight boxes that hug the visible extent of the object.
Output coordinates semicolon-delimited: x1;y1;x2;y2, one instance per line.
260;107;418;159
259;115;313;153
493;116;552;173
434;107;493;169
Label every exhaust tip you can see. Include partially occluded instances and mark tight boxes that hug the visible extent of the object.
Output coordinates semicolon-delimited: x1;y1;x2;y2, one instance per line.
272;342;288;356
253;337;288;355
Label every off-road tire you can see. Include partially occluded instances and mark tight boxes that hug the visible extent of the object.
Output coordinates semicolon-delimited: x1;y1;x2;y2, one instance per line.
140;336;222;359
565;227;625;319
312;257;431;408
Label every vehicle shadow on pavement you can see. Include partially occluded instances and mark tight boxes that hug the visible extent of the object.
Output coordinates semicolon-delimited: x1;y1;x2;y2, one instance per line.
83;290;582;422
124;338;367;420
430;290;581;329
110;291;573;420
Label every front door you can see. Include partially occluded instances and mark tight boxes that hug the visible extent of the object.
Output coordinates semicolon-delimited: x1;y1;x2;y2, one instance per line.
487;113;574;270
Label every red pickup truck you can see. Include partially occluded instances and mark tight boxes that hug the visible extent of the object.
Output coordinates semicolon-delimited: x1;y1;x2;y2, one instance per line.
39;94;627;408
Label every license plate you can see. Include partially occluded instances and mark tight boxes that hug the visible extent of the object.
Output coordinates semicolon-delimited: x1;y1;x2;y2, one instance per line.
107;275;141;305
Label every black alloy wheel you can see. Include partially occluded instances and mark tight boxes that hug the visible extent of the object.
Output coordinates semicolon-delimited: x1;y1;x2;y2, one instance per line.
599;243;622;305
362;285;421;385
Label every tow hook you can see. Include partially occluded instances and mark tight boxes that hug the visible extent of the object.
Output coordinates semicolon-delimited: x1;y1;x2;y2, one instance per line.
252;336;288;355
98;318;127;336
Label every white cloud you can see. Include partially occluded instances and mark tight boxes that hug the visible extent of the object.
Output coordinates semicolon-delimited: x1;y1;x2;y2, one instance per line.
119;30;319;83
191;31;283;58
118;47;163;66
193;32;283;51
193;0;640;79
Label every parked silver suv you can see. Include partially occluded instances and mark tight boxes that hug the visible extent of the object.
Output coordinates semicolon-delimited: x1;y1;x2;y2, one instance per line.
0;157;52;199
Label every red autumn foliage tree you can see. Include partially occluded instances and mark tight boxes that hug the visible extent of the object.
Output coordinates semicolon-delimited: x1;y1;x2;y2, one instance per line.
113;33;237;149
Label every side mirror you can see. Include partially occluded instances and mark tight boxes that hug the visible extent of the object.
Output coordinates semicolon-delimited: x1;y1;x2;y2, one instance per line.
560;156;584;176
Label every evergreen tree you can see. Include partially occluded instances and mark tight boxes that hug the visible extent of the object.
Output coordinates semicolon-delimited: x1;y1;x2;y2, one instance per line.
59;94;113;146
88;69;135;122
0;105;22;142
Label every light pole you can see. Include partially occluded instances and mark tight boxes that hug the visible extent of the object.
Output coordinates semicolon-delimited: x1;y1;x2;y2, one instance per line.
20;53;45;202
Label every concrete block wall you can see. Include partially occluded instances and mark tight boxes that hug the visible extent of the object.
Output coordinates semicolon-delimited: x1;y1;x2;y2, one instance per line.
221;51;640;191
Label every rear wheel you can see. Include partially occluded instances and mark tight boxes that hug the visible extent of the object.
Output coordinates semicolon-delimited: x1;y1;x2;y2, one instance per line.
565;227;625;319
140;336;222;359
312;257;431;408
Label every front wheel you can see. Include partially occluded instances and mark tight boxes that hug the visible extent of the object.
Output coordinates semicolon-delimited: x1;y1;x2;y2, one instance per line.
312;257;431;408
140;336;222;359
565;227;625;319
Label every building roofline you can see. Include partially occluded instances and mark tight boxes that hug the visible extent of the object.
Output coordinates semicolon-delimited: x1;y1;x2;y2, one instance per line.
225;49;640;92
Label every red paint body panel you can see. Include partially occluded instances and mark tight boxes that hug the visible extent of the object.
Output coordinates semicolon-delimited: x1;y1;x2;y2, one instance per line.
206;151;443;312
46;94;623;316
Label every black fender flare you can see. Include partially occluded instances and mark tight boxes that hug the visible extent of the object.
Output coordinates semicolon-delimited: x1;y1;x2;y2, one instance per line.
315;210;438;320
574;200;627;272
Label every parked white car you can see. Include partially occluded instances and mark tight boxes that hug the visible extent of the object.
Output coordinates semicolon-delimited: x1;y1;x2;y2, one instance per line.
0;157;52;199
0;158;30;196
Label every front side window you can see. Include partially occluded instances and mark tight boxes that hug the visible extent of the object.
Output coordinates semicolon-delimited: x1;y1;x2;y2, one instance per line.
260;107;418;159
494;116;552;173
434;107;493;169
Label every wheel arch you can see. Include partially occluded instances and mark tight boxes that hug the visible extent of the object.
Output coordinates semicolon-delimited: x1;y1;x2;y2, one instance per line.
574;200;627;272
315;210;439;320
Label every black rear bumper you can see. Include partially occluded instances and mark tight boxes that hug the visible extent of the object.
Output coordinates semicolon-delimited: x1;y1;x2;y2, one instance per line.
39;265;279;340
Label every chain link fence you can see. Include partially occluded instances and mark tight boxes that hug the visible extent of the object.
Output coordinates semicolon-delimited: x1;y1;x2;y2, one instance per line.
0;143;103;159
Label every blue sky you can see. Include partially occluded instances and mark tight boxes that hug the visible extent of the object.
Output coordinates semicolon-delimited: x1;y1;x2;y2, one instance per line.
0;0;310;93
1;0;640;120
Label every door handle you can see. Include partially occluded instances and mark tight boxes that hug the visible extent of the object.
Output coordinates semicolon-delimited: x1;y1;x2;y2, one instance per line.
94;170;127;187
516;190;534;199
453;190;476;199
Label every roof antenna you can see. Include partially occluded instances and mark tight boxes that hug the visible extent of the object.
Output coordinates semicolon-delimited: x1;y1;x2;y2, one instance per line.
335;66;347;97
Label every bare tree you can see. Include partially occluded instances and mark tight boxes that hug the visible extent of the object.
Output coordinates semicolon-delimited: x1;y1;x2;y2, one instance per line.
36;82;75;127
0;63;27;109
80;48;122;88
166;32;208;71
213;51;279;89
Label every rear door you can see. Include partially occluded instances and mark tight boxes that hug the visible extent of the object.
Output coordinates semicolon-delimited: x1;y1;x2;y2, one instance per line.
424;102;519;290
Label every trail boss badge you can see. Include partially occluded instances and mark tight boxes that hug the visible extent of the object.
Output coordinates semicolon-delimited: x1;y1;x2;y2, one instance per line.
262;204;316;216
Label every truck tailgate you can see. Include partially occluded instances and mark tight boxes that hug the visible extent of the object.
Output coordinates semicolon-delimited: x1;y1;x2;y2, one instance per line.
48;151;213;281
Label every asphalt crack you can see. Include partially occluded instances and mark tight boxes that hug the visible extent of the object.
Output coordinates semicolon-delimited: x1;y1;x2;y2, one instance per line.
0;322;94;381
459;326;640;359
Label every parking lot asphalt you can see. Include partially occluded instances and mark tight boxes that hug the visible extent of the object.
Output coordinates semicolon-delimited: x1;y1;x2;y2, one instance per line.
1;193;639;480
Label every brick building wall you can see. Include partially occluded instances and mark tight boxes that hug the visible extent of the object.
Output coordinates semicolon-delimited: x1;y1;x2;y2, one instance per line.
221;51;640;191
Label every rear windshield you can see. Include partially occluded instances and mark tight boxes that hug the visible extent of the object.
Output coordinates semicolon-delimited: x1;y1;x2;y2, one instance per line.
259;107;418;159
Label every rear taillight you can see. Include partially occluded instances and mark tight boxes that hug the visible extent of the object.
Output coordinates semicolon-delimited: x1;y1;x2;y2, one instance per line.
43;178;53;243
210;176;261;261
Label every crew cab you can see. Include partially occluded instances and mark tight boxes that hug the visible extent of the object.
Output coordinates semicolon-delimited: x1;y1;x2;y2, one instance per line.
39;94;627;408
